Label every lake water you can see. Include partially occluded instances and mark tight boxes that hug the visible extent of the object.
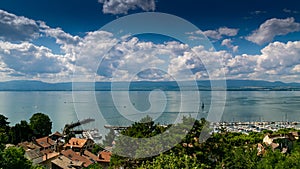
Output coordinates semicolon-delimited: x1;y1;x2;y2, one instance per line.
1;91;300;136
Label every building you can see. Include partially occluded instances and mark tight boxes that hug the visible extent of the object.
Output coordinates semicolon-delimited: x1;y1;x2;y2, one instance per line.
260;132;299;154
61;149;93;168
64;138;94;152
18;139;59;167
34;136;56;151
49;131;63;141
51;155;83;169
24;149;44;165
98;150;112;168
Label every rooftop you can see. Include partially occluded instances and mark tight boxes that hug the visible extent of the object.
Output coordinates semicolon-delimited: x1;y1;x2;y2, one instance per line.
18;141;41;150
61;149;93;168
64;138;88;149
51;155;82;169
35;136;55;148
98;150;112;163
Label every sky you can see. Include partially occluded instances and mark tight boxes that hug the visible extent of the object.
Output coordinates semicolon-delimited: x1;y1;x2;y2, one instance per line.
0;0;300;82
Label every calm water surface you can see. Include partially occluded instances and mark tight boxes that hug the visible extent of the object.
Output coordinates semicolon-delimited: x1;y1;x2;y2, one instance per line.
0;91;300;135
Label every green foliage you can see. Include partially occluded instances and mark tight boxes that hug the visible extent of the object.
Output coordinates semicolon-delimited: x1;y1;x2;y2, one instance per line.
9;120;33;144
111;115;169;168
84;163;104;169
138;152;209;169
29;113;52;137
30;165;47;169
109;116;300;168
0;114;10;130
0;114;10;146
0;146;32;169
217;146;260;169
92;143;104;155
103;129;115;147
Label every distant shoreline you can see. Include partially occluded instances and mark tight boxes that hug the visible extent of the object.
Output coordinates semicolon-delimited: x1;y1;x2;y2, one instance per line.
1;79;300;91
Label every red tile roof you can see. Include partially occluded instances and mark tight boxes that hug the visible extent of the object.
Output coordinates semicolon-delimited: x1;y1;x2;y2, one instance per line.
83;150;100;163
35;137;55;148
98;150;112;163
61;149;93;168
64;138;88;149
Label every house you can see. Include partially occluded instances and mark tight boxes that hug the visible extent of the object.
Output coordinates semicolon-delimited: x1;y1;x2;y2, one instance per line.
18;141;44;165
98;150;112;168
18;140;59;167
24;149;44;165
260;132;299;155
18;141;41;151
83;150;101;163
64;138;94;152
40;149;60;169
49;131;63;141
51;155;83;169
61;149;93;168
34;136;56;151
83;149;112;169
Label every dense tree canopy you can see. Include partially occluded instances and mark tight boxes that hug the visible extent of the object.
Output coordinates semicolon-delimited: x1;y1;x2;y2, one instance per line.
9;120;33;144
29;113;52;137
108;116;300;169
0;115;10;148
0;146;32;169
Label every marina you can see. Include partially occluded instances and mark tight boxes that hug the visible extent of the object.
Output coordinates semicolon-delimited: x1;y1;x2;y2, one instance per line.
211;121;300;134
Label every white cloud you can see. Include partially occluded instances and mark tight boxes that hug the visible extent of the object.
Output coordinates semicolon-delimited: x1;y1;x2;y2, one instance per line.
95;37;189;81
283;8;299;14
226;41;300;82
39;22;81;46
246;17;300;45
98;0;155;15
250;11;267;15
2;10;300;83
221;39;239;52
0;9;40;41
0;41;72;80
218;27;239;37
202;27;239;40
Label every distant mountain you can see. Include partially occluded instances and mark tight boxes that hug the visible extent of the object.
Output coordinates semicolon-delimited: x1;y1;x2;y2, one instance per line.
0;80;300;91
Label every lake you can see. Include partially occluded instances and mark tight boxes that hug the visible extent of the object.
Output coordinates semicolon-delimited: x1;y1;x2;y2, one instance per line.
1;91;300;135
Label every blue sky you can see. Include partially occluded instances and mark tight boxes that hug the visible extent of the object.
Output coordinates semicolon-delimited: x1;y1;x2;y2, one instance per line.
0;0;300;82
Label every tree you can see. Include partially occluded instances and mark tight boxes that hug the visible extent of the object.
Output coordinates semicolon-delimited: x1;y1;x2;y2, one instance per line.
84;163;104;169
0;114;10;146
30;165;47;169
9;120;33;144
103;129;115;147
0;146;32;169
0;114;9;130
92;143;103;155
111;115;167;168
138;152;209;169
30;113;52;138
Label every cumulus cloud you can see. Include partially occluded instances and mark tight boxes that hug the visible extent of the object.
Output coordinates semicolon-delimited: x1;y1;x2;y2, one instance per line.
226;41;300;81
221;39;238;52
0;9;40;42
2;10;300;82
246;17;300;45
202;27;239;40
98;0;155;15
39;22;81;46
0;41;72;78
94;37;189;81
